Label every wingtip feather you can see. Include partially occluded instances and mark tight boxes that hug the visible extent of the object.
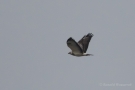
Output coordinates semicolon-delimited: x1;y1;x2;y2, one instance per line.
87;33;94;37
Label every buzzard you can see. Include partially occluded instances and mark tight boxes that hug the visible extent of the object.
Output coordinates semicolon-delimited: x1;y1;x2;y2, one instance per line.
67;33;93;56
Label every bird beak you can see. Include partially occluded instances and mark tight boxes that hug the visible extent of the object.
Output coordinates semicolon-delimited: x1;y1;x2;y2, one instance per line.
68;52;71;54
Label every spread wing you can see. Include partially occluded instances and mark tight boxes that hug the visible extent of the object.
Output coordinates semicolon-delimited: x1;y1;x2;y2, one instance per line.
67;37;83;53
78;33;93;53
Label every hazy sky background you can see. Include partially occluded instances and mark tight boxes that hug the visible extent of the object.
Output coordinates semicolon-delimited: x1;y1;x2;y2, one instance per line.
0;0;135;90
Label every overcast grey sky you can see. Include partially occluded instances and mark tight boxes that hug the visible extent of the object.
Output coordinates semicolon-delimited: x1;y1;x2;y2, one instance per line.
0;0;135;90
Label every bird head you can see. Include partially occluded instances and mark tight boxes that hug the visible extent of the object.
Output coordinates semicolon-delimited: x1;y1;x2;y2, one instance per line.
68;52;72;55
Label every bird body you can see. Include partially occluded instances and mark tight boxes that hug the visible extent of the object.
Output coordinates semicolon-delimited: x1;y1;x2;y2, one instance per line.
67;33;93;56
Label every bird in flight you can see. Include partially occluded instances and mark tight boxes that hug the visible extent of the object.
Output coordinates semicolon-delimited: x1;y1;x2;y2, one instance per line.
67;33;94;56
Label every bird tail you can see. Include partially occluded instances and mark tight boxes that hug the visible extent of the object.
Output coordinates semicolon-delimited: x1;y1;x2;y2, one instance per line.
84;54;93;56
